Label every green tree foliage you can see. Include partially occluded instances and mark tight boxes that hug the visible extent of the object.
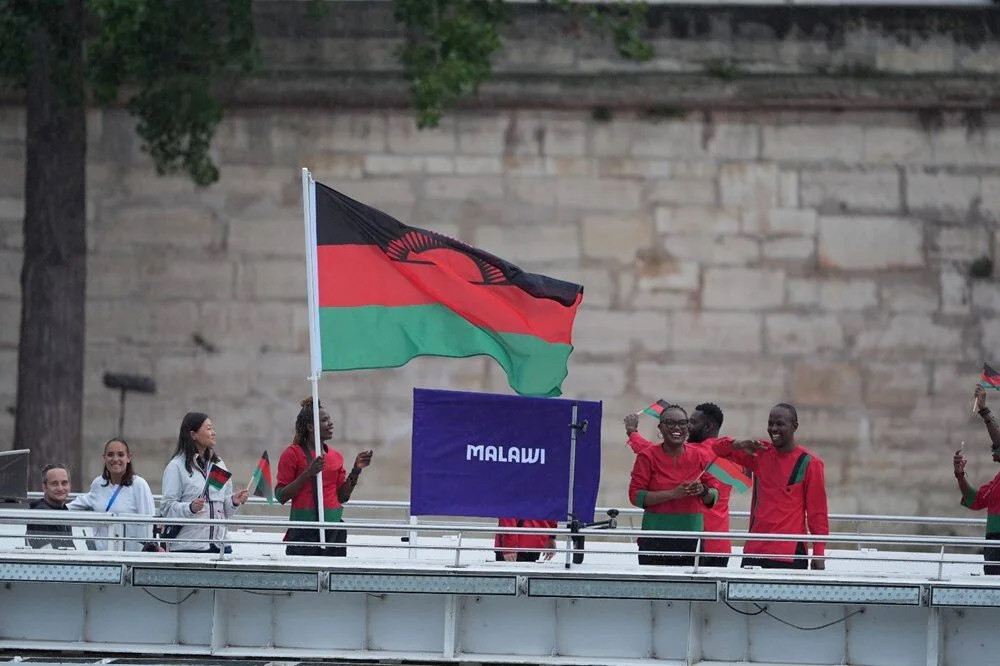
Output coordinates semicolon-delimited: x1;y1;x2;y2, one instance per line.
394;0;653;128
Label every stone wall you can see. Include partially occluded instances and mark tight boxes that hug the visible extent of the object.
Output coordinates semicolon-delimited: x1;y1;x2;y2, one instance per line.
1;2;999;525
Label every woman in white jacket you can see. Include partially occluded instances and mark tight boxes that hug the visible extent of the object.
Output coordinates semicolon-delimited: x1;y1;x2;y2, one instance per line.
69;438;156;551
160;412;248;552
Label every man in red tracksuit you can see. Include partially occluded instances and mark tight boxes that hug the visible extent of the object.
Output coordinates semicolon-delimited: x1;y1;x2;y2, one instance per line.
714;403;829;570
625;402;733;567
495;519;557;562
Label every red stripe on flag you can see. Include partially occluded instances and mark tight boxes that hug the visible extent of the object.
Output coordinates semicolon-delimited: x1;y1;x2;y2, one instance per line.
982;363;1000;389
316;244;580;344
208;466;231;485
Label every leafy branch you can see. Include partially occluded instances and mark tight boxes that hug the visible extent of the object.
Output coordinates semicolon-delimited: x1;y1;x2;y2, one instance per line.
393;0;653;128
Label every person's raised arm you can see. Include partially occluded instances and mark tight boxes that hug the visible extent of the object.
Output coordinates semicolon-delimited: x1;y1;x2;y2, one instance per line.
974;386;1000;449
804;459;829;570
713;438;765;471
954;449;990;511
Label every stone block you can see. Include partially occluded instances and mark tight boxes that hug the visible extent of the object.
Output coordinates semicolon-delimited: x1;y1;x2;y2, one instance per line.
502;115;585;158
456;115;509;155
670;312;763;353
855;315;964;360
506;178;557;206
800;168;900;213
86;300;199;346
763;237;815;261
0;160;24;198
819;280;878;311
630;121;704;159
0;197;23;221
571;309;669;355
862;127;934;164
634;253;700;292
930;361;984;396
818;216;923;270
663;234;760;266
982;177;1000;220
545;157;596;178
719;163;778;211
562;361;628;400
474;224;580;264
454;157;504;175
0;349;16;398
636;360;786;405
791;361;862;407
597;158;671;179
589;119;635;157
320;179;416;208
363;155;448;176
503;156;547;177
762;124;864;164
581;215;651;263
204;301;301;354
228;213;307;258
906;171;980;220
0;250;21;298
778;170;799;208
703;268;785;310
98;205;220;249
931;226;991;263
301;153;366;179
655;206;740;235
387;114;456;154
786;278;819;307
142;256;236;300
555;179;641;211
880;279;939;313
940;265;971;315
705;123;759;159
765;209;817;237
237;259;308;301
556;267;616;309
647;179;716;206
930;127;1000;168
424;177;504;201
765;314;844;355
863;362;929;408
156;352;256;401
983;317;1000;354
971;281;1000;312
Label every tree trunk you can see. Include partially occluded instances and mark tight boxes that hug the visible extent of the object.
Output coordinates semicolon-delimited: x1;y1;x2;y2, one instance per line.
15;0;87;488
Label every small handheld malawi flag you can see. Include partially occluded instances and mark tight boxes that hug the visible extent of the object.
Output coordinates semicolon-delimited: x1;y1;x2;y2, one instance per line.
310;181;583;397
706;458;753;494
202;464;232;496
640;399;670;420
248;451;274;505
981;363;1000;391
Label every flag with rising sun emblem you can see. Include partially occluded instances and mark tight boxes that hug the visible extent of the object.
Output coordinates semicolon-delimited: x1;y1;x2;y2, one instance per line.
311;182;584;397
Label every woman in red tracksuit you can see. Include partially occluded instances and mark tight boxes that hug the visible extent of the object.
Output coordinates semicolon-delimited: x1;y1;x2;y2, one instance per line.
495;518;557;562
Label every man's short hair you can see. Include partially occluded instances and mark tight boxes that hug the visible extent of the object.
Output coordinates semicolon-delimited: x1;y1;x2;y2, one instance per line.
40;463;68;483
694;402;724;429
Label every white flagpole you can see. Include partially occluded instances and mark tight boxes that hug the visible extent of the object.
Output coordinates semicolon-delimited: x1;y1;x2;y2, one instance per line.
301;168;326;544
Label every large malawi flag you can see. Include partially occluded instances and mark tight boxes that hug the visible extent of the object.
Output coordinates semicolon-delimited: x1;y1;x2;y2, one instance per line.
313;182;584;397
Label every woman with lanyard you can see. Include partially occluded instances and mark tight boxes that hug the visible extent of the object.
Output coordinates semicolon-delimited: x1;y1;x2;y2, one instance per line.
68;437;156;551
160;412;248;553
276;398;373;556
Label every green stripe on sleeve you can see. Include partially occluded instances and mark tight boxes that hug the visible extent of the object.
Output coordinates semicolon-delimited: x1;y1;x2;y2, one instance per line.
962;488;978;509
634;490;647;509
986;513;1000;533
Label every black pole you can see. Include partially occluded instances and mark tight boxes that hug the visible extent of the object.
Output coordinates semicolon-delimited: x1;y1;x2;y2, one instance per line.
117;388;126;439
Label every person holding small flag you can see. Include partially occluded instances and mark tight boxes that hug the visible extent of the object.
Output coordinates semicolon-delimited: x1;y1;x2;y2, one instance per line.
628;404;721;566
68;438;156;551
626;402;744;568
160;412;248;553
956;383;1000;574
276;398;373;557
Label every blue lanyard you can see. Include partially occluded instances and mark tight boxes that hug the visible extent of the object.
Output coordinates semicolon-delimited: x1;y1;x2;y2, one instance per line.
105;484;123;512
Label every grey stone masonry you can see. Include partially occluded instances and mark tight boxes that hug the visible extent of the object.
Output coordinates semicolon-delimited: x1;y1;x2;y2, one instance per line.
1;1;999;522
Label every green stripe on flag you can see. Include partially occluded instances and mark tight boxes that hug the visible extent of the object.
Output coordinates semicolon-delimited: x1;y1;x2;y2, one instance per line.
319;305;573;397
706;462;751;494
